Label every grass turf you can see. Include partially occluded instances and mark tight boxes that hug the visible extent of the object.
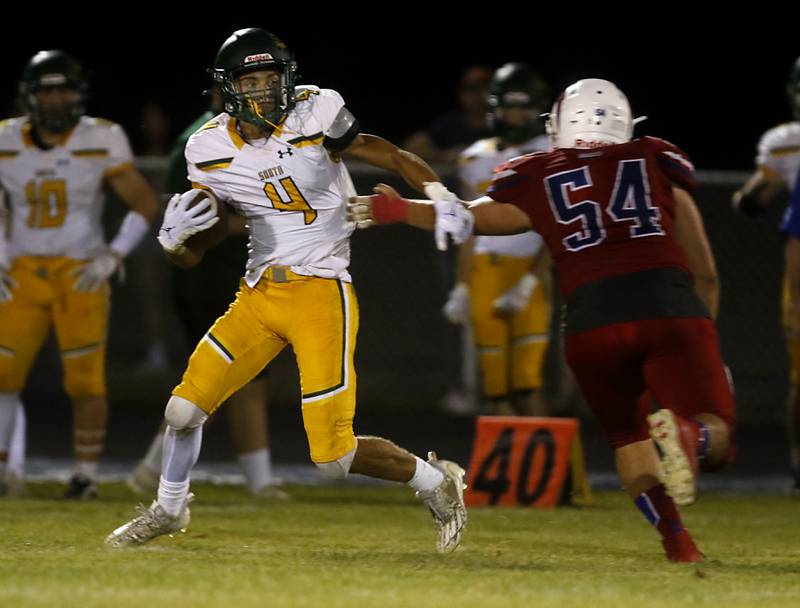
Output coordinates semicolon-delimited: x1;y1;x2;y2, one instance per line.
1;483;798;607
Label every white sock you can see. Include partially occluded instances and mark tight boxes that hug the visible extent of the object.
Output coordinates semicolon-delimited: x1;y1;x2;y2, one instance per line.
407;456;444;493
7;402;25;478
238;448;272;493
142;429;164;473
76;461;98;480
157;476;190;517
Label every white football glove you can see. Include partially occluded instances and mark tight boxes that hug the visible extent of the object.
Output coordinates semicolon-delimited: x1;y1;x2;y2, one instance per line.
157;190;220;254
442;282;470;324
425;182;474;251
0;266;17;303
347;195;374;229
493;273;538;316
70;250;121;293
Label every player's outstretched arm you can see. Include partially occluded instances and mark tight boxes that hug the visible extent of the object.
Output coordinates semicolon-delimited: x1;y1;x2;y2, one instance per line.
342;134;439;193
347;183;531;250
673;187;719;317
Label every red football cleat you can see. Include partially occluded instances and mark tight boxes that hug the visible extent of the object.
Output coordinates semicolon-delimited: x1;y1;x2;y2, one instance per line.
662;529;704;563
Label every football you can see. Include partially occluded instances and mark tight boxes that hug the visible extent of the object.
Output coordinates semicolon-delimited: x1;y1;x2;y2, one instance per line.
183;189;229;251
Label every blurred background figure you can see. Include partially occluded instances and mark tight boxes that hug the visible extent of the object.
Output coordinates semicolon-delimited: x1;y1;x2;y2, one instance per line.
0;50;159;498
733;55;800;490
446;63;553;416
403;65;493;165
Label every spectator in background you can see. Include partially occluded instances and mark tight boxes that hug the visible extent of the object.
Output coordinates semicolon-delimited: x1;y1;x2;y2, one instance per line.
403;65;493;164
138;101;172;156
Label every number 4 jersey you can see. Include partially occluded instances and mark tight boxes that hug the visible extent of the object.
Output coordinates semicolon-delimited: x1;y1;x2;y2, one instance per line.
487;136;696;298
186;86;358;287
0;116;134;260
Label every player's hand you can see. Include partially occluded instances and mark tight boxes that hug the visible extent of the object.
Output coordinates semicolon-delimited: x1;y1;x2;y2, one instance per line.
347;195;375;229
70;250;121;292
157;190;220;254
425;182;474;251
347;184;408;229
0;266;18;303
442;282;470;324
493;272;538;316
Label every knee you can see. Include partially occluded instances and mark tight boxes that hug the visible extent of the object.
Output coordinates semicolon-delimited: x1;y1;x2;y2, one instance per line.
164;396;208;431
314;443;357;480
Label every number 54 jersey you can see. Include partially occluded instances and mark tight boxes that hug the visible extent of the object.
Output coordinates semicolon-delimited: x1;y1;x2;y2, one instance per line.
487;136;696;297
186;86;357;287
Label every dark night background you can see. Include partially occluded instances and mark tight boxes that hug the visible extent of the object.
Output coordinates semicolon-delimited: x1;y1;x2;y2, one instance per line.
3;14;798;474
2;14;798;169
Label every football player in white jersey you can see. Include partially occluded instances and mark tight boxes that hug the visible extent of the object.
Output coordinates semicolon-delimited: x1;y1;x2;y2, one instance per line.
733;55;800;490
106;28;467;553
0;50;159;497
443;64;553;415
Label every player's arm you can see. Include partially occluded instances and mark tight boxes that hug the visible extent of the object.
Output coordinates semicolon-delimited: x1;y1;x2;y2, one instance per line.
672;186;719;318
67;165;160;293
348;183;531;251
107;165;160;227
732;165;788;215
342;134;439;193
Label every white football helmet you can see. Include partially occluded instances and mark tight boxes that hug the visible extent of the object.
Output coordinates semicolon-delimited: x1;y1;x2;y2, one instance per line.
546;78;634;149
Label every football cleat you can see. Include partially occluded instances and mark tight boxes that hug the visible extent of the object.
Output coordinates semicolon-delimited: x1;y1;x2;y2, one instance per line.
105;494;193;548
648;409;697;506
416;451;468;554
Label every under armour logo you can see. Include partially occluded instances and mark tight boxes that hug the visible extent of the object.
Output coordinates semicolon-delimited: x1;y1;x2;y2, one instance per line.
161;226;174;235
277;147;293;159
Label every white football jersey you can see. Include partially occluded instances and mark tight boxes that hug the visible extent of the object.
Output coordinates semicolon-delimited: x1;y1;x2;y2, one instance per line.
0;116;133;259
186;86;357;287
756;121;800;190
459;135;548;258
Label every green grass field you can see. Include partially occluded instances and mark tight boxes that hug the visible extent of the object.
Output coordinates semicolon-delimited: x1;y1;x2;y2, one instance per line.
1;483;798;608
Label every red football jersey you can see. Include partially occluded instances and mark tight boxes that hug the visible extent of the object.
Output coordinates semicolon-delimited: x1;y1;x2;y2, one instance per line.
487;136;696;296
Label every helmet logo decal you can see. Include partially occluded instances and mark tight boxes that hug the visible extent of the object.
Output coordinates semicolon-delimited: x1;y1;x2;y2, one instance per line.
244;53;273;64
503;91;532;105
40;74;68;86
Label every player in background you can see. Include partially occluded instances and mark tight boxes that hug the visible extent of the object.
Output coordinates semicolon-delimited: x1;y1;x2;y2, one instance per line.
445;63;552;415
733;56;800;491
351;79;735;562
0;50;159;497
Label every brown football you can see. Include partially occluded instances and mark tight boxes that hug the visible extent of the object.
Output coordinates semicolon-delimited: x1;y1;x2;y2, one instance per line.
183;189;229;251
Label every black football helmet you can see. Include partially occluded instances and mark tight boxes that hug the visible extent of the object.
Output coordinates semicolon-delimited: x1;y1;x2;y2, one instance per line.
210;28;298;129
18;50;87;133
487;63;550;144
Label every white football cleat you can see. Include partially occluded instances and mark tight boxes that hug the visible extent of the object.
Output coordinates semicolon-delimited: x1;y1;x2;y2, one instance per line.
105;494;193;548
648;409;697;506
416;451;468;554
